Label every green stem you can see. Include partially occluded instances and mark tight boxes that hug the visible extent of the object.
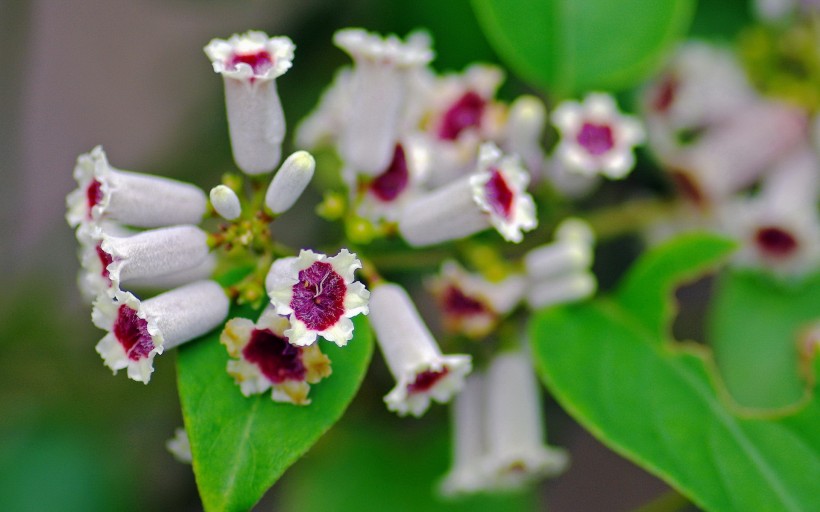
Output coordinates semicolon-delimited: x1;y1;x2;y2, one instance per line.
581;197;677;241
634;489;692;512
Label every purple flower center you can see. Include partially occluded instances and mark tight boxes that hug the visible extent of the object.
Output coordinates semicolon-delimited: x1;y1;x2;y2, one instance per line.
407;367;450;394
756;226;798;258
370;144;409;202
442;285;488;317
96;244;113;285
576;122;615;156
290;261;347;331
484;168;514;219
86;179;103;218
653;74;677;114
438;91;486;141
242;328;306;384
113;304;154;361
228;50;274;75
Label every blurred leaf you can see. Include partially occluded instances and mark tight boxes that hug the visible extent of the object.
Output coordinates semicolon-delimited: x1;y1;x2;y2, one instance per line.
471;0;695;98
709;269;820;411
530;234;820;511
687;0;751;40
616;233;736;341
177;312;373;512
278;417;538;512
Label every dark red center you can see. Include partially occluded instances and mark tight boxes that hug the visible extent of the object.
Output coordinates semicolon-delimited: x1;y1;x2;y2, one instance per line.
113;304;154;361
290;261;347;331
228;50;273;75
86;179;103;218
576;122;615;156
652;74;677;114
484;168;515;219
242;328;306;383
755;226;798;258
438;91;486;141
407;367;450;394
370;144;409;202
442;285;488;317
96;244;113;285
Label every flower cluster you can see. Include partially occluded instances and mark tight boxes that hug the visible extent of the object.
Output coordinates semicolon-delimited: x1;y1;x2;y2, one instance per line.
641;40;820;278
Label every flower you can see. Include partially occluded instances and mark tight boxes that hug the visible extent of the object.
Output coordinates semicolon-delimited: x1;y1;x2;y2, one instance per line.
79;224;211;298
720;146;820;277
524;218;597;309
504;95;548;180
266;249;370;347
369;283;472;417
356;140;429;223
166;428;192;464
333;28;434;175
482;349;568;489
265;151;316;215
66;146;207;228
427;260;525;338
552;93;645;179
205;31;295;175
221;308;332;405
398;143;537;246
439;373;490;496
93;280;229;383
663;100;807;207
470;143;538;243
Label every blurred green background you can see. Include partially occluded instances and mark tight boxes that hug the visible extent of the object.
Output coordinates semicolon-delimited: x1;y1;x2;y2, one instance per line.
0;0;752;509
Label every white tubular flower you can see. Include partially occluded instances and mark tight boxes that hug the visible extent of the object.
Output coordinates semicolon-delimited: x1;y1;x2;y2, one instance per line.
66;146;207;228
93;280;229;383
440;373;490;496
721;147;820;276
667;101;807;207
221;308;332;405
266;249;370;347
296;68;353;150
483;350;568;489
210;185;241;221
505;95;547;179
399;143;537;246
358;140;428;222
428;260;525;339
81;225;210;298
526;272;597;310
122;253;217;292
369;283;472;417
544;155;601;199
470;143;538;243
552;93;645;180
265;151;315;215
166;427;192;464
334;28;434;175
643;42;756;131
524;218;595;281
205;31;295;175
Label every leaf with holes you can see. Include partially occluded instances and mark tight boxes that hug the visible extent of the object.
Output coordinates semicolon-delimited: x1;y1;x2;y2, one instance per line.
530;234;820;511
177;310;373;512
471;0;695;97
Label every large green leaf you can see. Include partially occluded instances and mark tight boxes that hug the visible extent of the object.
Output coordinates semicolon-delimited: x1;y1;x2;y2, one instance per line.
177;312;373;512
279;416;538;512
530;234;820;511
471;0;695;98
709;270;820;411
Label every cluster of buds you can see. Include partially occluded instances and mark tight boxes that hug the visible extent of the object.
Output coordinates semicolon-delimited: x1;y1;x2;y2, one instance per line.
641;40;820;278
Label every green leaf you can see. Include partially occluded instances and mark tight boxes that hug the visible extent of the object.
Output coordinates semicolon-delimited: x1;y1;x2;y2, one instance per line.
616;233;736;341
531;303;820;512
279;416;538;512
530;234;820;511
709;270;820;411
177;312;373;512
471;0;695;98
